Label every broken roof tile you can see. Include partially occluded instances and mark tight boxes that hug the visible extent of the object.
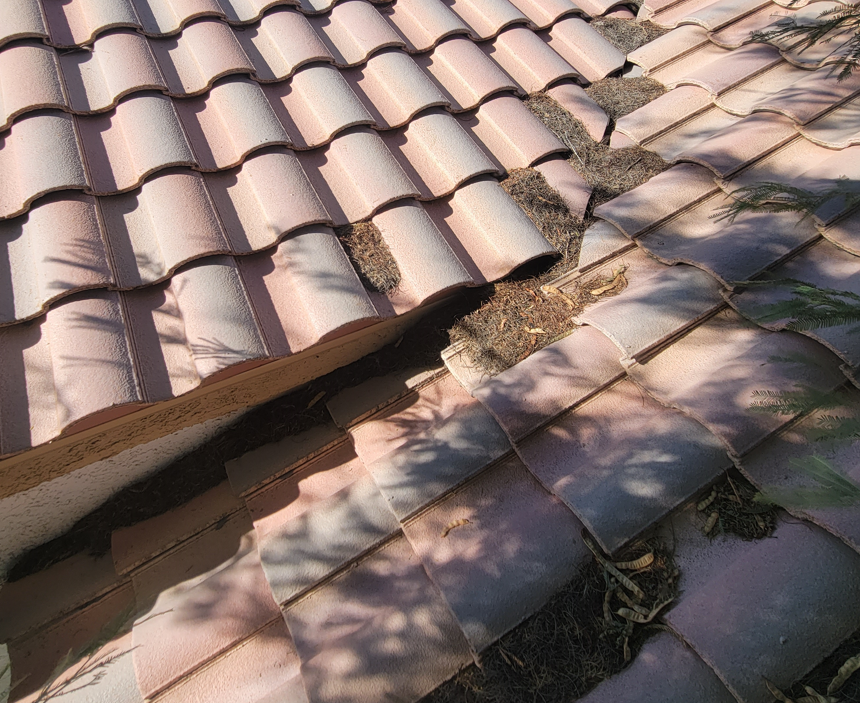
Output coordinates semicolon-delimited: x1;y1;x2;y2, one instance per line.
627;310;844;456
0;0;48;48
425;177;556;283
235;8;332;81
714;60;809;115
43;0;140;48
628;24;710;74
443;0;531;39
402;456;589;651
507;0;580;27
382;0;472;52
575;252;725;361
546;81;609;142
675;42;783;95
533;155;592;218
415;36;520;112
0;43;67;131
343;50;448;129
459;94;567;170
544;17;626;83
614;84;713;145
308;0;405;66
517;377;732;553
482;26;581;94
752;64;860;124
263;65;374;149
78;92;195;193
0;112;88;220
593;163;719;238
472;326;625;441
298;127;419;225
284;535;473;703
381;109;498;200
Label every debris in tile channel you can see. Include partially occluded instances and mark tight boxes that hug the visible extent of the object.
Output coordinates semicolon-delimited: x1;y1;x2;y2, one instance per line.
591;18;670;55
335;221;401;293
424;534;679;703
773;627;860;702
697;472;779;540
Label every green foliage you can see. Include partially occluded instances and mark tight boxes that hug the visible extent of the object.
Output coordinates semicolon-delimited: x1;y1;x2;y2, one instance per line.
757;455;860;508
749;385;847;416
713;179;860;224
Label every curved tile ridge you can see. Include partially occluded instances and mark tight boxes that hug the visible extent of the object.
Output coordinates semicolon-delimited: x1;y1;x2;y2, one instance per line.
382;0;473;52
502;0;582;28
708;0;842;49
307;0;405;66
0;0;49;49
649;0;771;31
442;0;531;40
0;228;379;456
0;43;68;131
544;16;626;84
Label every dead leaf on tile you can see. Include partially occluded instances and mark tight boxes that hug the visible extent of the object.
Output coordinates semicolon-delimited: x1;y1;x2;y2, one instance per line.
499;317;508;331
764;677;795;703
613;553;654;570
704;511;719;535
616;589;649;615
697;488;717;511
829;651;860;694
306;391;325;409
799;685;838;703
441;518;470;538
527;327;546;335
589;266;628;296
540;284;576;309
616;598;672;624
583;533;644;600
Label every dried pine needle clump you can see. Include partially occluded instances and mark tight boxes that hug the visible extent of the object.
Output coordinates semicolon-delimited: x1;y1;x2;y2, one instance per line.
586;76;667;122
696;473;779;540
591;18;670;55
335;222;401;294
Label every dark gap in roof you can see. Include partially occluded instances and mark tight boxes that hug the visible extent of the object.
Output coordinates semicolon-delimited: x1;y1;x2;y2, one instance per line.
335;221;402;294
591;17;670;55
786;625;860;701
693;470;780;541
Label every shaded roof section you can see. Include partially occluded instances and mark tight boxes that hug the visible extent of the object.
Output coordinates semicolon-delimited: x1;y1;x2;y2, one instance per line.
0;0;632;459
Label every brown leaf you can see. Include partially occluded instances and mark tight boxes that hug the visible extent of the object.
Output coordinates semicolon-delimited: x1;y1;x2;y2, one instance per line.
613;553;654;570
829;651;860;694
697;488;717;511
704;511;719;535
306;391;325;409
764;677;795;703
441;518;470;538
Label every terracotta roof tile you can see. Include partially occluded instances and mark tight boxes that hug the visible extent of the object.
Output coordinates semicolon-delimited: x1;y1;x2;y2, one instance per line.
0;0;48;48
517;377;732;553
544;17;626;83
283;535;473;703
533;155;592;218
401;456;589;651
575;251;725;361
714;60;809;115
484;26;582;94
343;50;448;129
800;95;860;148
708;2;798;47
43;0;140;48
472;326;625;441
132;0;225;35
425;177;557;283
443;0;531;39
308;0;405;66
381;109;498;199
614;84;713;145
675;42;783;95
236;8;333;81
821;207;860;255
647;41;732;87
572;0;632;17
459;94;567;170
574;220;636;273
415;36;520;112
627;310;844;455
546;80;609;141
721;134;837;190
79;93;195;192
646;106;743;161
784;147;860;221
507;0;581;27
298;127;419;224
0;44;67;130
628;24;710;74
752;64;860;124
0;112;88;220
652;0;771;30
382;0;472;53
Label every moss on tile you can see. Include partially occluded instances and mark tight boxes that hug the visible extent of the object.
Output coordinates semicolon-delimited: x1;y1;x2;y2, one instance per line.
335;221;401;294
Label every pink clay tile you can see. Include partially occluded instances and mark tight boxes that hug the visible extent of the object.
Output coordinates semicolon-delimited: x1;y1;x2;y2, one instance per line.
132;0;226;35
822;207;860;255
174;77;290;171
676;43;783;95
0;44;67;130
472;326;624;441
709;3;799;47
132;511;281;699
442;0;530;39
99;171;230;288
675;111;798;177
648;42;732;88
204;149;330;253
343;50;448;129
714;61;809;115
283;535;473;703
639;0;689;21
77;93;195;194
573;220;636;273
721;134;837;191
574;250;725;361
544;17;625;83
425;177;556;283
0;0;48;47
264;64;374;149
308;0;404;66
0;112;88;220
235;8;333;81
383;0;472;53
517;377;731;553
578;632;736;703
534;156;592;218
800;95;860;148
402;456;590;651
656;0;771;31
381;109;498;199
372;200;473;309
43;0;140;47
414;36;520;112
217;0;302;22
546;81;609;142
648;0;720;26
112;481;243;574
574;0;632;16
628;24;710;74
665;519;860;703
627;309;845;456
645;106;742;162
504;0;580;28
482;26;581;94
59;32;167;113
604;6;636;17
615;85;713;145
297;128;418;225
752;64;860;124
593;163;719;238
459;94;567;170
0;193;112;325
150;19;254;96
157;619;306;703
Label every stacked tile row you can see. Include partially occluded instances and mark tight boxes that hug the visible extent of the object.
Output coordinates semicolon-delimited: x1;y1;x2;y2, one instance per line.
0;0;633;458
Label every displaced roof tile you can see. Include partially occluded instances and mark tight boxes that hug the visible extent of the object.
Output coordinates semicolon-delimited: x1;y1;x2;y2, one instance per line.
402;456;589;651
482;26;581;93
284;535;473;703
546;80;609;142
0;0;48;47
544;17;625;83
533;155;592;218
443;0;530;39
0;43;67;130
574;219;636;273
615;84;713;145
308;0;405;66
43;0;140;47
414;36;520;112
517;377;732;553
383;0;472;52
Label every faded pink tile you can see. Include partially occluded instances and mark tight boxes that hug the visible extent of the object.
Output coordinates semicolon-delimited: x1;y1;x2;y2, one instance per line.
676;42;782;95
645;106;741;162
715;61;807;115
752;63;860;124
0;0;47;47
482;26;580;93
384;0;472;52
648;42;732;88
508;0;580;27
628;24;710;74
308;0;404;66
615;85;713;146
546;81;609;142
545;17;625;83
0;43;66;130
43;0;140;47
534;156;592;218
443;0;530;38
